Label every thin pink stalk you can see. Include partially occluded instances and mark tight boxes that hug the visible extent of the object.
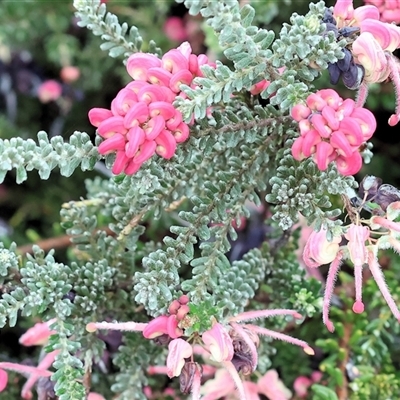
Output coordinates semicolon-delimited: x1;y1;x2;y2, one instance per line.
368;251;400;321
190;365;201;400
243;325;314;355
355;81;369;108
21;350;59;399
353;261;365;314
387;54;400;126
0;363;53;377
221;360;247;400
86;321;148;332
229;322;258;371
228;309;301;323
323;253;342;332
373;216;400;233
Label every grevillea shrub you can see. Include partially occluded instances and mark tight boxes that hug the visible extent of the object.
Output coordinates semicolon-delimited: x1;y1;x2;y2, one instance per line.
1;0;400;399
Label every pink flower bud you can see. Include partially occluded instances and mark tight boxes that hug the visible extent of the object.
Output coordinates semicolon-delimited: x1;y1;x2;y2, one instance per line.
112;151;130;175
330;130;354;157
333;0;354;23
88;108;113;127
170;69;193;93
111;88;138;116
163;17;188;42
315;141;335;171
311;114;332;138
202;323;234;363
124;102;149;129
168;300;181;315
98;133;126;154
167;315;183;339
143;315;169;339
124;160;143;175
290;104;311;121
349;108;377;140
125;127;146;158
291;137;306;161
303;229;341;268
301;129;321;157
176;304;190;321
97;116;127;138
166;110;183;131
322;105;340;130
250;80;270;96
149;101;176;120
293;376;312;398
353;5;380;24
143;115;165;140
179;294;190;305
126;53;161;81
306;93;326;111
335;151;362;176
172;122;190;143
147;67;173;86
155;129;177;159
361;19;396;51
126;80;148;93
137;85;167;104
318;88;342;108
133;140;157;164
162;49;189;74
19;319;56;347
166;338;193;378
338;117;364;146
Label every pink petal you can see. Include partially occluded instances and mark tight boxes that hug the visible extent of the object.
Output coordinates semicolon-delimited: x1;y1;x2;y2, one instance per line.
177;41;192;60
306;93;326;111
166;110;183;131
125;80;148;93
133;140;157;164
290;104;311;121
337;98;355;119
291;137;305;161
330;130;353;157
126;53;161;81
322;105;340;130
111;88;138;116
144;115;165;140
88;108;113;127
314;141;334;171
19;319;56;346
353;5;380;23
302;129;321;157
361;19;393;50
124;101;149;129
349;108;377;140
311;114;331;138
188;53;199;75
162;49;189;73
335;151;363;176
155;130;177;159
166;338;193;378
167;315;183;339
172;122;190;143
338;117;364;146
202;323;234;362
98;133;126;154
169;69;194;93
112;150;130;175
149;101;176;119
142;315;169;339
97;116;127;138
333;0;354;22
147;67;173;86
124;160;142;175
318;89;343;109
125;126;146;158
137;85;168;104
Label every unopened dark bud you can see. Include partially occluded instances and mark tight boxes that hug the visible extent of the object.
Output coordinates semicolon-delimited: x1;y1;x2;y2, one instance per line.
338;26;360;37
337;49;352;72
376;184;400;211
342;62;363;90
231;351;253;375
179;362;202;394
328;63;341;85
322;8;336;25
359;175;382;201
325;23;339;37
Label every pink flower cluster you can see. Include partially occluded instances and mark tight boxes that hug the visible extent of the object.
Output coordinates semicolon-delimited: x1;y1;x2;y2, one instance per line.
87;297;313;400
333;0;400;125
89;42;212;175
304;200;400;332
291;89;376;176
363;0;400;23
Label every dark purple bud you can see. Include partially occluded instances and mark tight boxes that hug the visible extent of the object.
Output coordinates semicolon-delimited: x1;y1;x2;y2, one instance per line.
342;62;364;90
338;26;360;37
231;351;253;375
358;175;382;201
36;377;57;400
376;184;400;211
337;49;352;72
325;23;339;38
322;8;336;25
328;63;341;85
153;334;172;346
179;362;202;394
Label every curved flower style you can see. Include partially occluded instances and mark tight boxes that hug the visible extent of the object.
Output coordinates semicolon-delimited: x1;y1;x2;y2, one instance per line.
86;296;313;400
329;0;400;125
291;89;376;175
89;42;213;175
304;204;400;332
